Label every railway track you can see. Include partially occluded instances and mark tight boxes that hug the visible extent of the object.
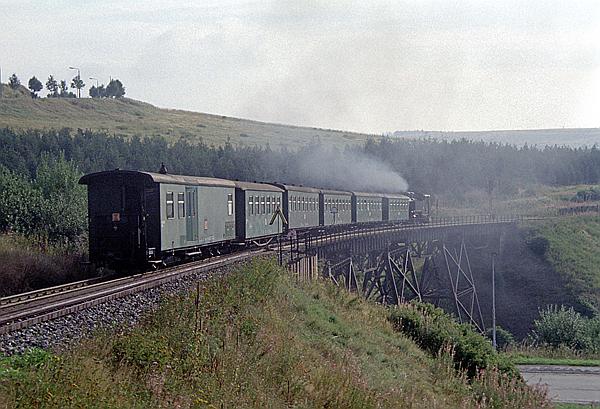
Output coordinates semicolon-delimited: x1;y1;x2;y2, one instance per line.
0;249;265;336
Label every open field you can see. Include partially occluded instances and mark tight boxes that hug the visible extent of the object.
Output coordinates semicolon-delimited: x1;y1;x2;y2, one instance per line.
0;85;377;148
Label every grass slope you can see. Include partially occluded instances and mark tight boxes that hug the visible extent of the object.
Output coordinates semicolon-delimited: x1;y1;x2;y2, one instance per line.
0;85;375;148
0;259;550;408
526;216;600;313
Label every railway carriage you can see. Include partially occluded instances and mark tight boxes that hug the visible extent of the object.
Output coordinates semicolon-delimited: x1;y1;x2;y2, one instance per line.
270;183;320;230
352;192;384;223
383;193;411;222
320;189;352;226
79;170;236;266
234;181;284;242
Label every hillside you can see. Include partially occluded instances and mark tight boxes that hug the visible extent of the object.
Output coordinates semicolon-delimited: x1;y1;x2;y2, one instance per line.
393;128;600;148
0;84;376;148
525;216;600;314
0;259;549;408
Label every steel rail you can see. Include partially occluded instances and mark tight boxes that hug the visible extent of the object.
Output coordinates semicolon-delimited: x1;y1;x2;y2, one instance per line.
0;249;265;335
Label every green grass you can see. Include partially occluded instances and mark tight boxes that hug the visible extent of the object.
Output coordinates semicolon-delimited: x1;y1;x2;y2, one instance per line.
524;216;600;313
511;356;600;367
0;258;551;408
437;184;600;218
0;86;377;148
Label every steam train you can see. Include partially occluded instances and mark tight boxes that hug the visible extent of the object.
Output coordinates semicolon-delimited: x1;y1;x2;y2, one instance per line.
79;169;431;267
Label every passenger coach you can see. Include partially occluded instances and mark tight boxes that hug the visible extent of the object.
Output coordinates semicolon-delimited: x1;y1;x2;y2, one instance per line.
234;181;284;242
270;183;320;230
79;170;236;266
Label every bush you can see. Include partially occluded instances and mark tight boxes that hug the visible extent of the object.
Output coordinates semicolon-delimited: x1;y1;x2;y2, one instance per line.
0;152;86;243
388;302;516;378
532;305;599;352
0;234;90;296
485;326;515;349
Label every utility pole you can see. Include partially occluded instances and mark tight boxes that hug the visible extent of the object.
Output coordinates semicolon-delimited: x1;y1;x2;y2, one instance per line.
491;252;497;349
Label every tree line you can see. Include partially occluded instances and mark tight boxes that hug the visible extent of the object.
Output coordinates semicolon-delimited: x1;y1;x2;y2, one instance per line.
3;127;600;242
2;127;600;193
5;73;125;99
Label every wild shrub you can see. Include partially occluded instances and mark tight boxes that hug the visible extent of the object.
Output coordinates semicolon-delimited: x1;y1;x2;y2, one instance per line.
388;302;516;378
0;234;90;296
0;153;86;243
485;326;515;349
532;305;599;352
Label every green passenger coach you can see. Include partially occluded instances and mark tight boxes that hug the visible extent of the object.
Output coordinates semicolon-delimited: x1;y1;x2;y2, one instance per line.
235;181;284;241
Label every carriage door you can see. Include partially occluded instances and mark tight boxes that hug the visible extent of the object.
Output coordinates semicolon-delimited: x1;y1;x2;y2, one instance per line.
186;187;199;241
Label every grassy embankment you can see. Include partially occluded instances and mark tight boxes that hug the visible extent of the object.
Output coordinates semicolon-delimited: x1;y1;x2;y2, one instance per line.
0;259;550;408
0;84;375;149
523;215;600;314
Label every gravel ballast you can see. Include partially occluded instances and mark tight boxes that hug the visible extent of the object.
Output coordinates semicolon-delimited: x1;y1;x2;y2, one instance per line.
0;263;239;356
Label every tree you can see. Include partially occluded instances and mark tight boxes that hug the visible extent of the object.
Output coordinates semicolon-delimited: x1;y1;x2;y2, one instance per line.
89;84;106;98
106;79;125;98
28;76;43;98
46;75;59;97
70;75;85;98
8;73;20;90
59;80;75;98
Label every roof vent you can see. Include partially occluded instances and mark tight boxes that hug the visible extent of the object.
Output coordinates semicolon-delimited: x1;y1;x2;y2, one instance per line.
159;162;168;174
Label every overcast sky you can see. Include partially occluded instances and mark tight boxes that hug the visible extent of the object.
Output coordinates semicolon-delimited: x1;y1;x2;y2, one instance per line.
1;0;599;133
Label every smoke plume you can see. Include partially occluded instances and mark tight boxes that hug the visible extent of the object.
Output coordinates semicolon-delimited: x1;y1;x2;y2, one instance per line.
285;145;408;193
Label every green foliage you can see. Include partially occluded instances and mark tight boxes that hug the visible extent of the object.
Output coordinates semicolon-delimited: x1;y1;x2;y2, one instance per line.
106;79;125;98
8;73;20;89
70;75;85;96
529;217;600;313
388;302;517;378
532;305;600;352
485;326;515;349
27;76;43;97
45;75;59;97
0;348;57;381
0;152;86;242
571;187;600;202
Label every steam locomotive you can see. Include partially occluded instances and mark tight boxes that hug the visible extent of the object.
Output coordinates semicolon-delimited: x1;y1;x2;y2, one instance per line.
79;169;431;267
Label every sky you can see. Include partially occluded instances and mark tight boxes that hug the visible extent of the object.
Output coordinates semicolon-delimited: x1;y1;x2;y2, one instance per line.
1;0;599;133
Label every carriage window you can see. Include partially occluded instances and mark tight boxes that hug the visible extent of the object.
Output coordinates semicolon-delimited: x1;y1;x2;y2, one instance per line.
261;196;266;214
249;195;254;215
267;196;271;213
166;192;174;219
276;197;281;210
227;193;233;216
177;192;185;218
